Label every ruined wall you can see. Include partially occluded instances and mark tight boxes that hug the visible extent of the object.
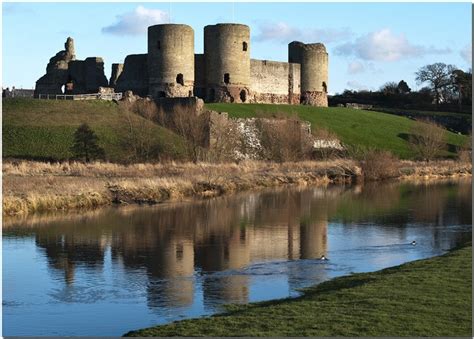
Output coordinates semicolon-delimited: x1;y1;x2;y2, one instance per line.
35;37;76;96
204;24;250;103
250;59;301;104
109;63;124;87
148;24;194;99
35;37;109;96
114;54;149;97
67;57;108;94
289;41;328;107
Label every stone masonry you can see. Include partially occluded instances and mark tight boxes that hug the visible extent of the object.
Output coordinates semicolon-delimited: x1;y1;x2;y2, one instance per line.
35;23;329;107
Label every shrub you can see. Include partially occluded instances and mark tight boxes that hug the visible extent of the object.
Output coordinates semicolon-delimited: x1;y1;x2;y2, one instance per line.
256;116;312;162
359;149;400;181
409;119;446;161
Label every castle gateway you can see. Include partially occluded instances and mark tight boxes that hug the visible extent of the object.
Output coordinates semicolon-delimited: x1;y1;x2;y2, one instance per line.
35;23;329;107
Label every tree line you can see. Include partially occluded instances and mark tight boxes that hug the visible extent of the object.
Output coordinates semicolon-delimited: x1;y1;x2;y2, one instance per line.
330;63;472;113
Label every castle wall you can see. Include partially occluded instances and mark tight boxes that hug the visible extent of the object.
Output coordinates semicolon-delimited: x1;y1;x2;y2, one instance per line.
250;59;300;104
114;54;148;97
204;24;250;103
148;24;194;99
194;54;206;99
109;63;124;87
67;57;108;94
289;42;328;107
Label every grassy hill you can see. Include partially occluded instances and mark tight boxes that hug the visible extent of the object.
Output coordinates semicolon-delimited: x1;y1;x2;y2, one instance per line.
205;103;468;159
3;99;468;162
3;98;186;162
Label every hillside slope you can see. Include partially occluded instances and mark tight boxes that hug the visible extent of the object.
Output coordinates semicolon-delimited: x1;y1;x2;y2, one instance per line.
206;103;467;159
3;98;186;162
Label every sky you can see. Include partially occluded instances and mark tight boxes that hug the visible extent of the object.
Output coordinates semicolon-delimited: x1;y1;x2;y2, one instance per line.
2;2;472;94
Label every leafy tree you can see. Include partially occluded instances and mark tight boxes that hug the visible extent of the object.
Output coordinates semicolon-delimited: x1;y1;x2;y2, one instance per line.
71;123;105;162
415;63;456;106
451;69;472;107
397;80;411;94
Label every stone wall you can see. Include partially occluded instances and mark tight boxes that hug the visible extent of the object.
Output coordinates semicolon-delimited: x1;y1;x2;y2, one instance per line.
109;63;124;87
250;59;301;104
194;54;206;99
35;37;108;96
114;54;149;97
148;24;195;99
3;88;35;98
67;57;108;94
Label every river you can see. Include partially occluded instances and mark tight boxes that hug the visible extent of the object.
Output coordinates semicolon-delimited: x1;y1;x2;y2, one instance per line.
3;179;471;336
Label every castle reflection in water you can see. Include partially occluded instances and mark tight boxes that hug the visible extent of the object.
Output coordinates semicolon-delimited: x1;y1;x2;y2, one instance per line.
11;180;470;310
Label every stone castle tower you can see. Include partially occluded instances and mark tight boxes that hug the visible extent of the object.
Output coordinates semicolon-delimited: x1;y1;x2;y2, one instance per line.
35;23;329;107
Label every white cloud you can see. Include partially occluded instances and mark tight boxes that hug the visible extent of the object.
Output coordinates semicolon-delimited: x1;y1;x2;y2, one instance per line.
102;6;169;36
347;61;365;74
335;28;451;62
460;45;472;64
254;21;352;44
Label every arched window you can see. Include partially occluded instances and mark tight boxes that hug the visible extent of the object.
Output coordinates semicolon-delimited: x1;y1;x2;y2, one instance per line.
176;73;184;85
157;41;161;50
240;90;247;102
224;73;230;84
322;82;327;93
243;41;248;51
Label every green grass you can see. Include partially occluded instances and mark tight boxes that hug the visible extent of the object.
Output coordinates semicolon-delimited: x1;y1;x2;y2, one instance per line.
126;243;472;337
3;98;186;162
205;103;467;159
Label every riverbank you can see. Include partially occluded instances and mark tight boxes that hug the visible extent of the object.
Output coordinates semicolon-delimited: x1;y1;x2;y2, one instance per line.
126;243;472;337
3;159;471;217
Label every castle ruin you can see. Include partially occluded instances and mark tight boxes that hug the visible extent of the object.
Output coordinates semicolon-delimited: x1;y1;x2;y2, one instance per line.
35;23;329;107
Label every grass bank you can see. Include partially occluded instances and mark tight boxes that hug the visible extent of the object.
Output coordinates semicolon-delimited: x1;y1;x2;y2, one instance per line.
3;159;471;217
126;244;472;337
205;103;468;159
2;160;358;217
3;98;186;162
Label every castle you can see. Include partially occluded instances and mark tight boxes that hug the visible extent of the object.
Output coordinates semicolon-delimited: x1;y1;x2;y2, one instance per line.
35;23;329;106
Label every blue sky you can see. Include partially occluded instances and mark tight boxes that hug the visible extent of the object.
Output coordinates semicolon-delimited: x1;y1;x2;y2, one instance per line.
3;2;472;94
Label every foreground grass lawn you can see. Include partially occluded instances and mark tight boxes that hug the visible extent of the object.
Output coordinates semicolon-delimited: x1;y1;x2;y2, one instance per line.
206;103;467;159
126;244;472;337
3;98;186;162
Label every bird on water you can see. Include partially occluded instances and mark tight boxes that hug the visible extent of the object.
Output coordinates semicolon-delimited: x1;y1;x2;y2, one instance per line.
411;240;417;246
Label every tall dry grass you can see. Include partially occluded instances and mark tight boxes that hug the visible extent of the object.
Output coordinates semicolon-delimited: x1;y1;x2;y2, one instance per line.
3;159;470;218
3;159;359;217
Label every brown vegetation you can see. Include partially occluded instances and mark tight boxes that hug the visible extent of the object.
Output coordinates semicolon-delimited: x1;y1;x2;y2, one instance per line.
409;119;446;161
359;149;400;181
3;158;471;218
256;116;312;162
3;160;359;217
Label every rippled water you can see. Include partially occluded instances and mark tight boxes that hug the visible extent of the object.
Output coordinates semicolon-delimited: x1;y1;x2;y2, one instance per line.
3;179;471;336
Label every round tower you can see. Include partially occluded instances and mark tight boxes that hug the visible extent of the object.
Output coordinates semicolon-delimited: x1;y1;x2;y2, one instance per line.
288;41;328;107
204;23;250;103
148;24;194;98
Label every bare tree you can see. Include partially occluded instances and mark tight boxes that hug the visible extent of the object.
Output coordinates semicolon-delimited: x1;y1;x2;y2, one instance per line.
409;119;446;161
170;105;208;163
415;63;456;106
257;117;311;162
120;99;161;161
206;115;241;163
380;81;399;95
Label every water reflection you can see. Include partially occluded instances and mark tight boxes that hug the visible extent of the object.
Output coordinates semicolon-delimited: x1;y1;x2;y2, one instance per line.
3;179;471;336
